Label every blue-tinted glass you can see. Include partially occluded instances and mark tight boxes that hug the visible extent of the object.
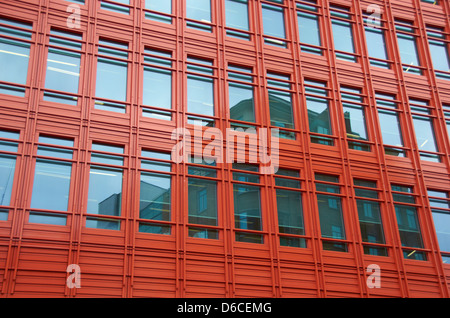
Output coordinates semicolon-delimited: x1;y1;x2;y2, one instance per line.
343;103;367;141
276;189;304;235
96;58;127;102
188;178;217;226
186;0;211;22
298;12;321;46
429;41;450;72
0;39;30;86
395;205;424;248
29;212;66;226
101;0;130;14
377;110;404;147
225;0;249;31
357;199;385;245
0;155;16;206
140;173;171;221
269;90;293;129
143;68;171;109
317;194;345;240
307;97;331;135
87;167;123;216
187;76;214;116
412;116;438;152
234;184;262;231
145;0;172;23
397;34;421;68
332;20;355;54
229;83;255;123
365;27;388;61
45;49;81;95
432;211;450;252
262;4;285;39
30;160;71;211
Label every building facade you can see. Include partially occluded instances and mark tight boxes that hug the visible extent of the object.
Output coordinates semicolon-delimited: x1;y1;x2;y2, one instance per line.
0;0;449;298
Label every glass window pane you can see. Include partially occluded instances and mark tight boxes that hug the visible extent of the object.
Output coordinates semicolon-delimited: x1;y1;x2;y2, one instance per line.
276;189;304;235
395;205;424;248
397;34;420;67
365;28;388;60
429;41;450;72
307;98;331;135
45;49;81;94
228;83;255;123
0;155;16;206
377;110;404;147
412;117;438;152
140;173;171;222
317;194;345;239
186;0;211;22
234;184;261;231
187;76;214;116
343;103;367;140
298;12;321;46
357;199;385;244
87;167;123;216
96;58;127;102
188;178;217;226
262;4;285;39
0;39;30;85
143;67;172;109
145;0;171;14
225;0;249;31
332;20;354;53
30;160;72;211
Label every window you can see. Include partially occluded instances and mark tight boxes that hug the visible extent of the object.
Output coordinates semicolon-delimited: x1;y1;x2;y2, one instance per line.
100;0;130;15
375;93;406;157
296;0;322;55
261;0;287;48
233;163;263;244
354;179;387;256
330;5;356;62
421;0;438;4
188;157;219;239
267;72;295;140
443;104;450;139
409;98;440;162
142;48;173;121
392;185;426;260
428;190;450;263
94;39;129;113
145;0;172;24
139;150;172;235
395;19;422;75
225;0;250;40
66;0;85;3
0;18;32;97
43;29;82;105
426;25;450;80
227;64;256;129
275;169;305;248
0;130;20;221
315;174;347;252
304;79;333;145
29;136;74;226
186;56;215;126
340;86;370;151
363;11;390;68
186;0;212;32
86;143;125;230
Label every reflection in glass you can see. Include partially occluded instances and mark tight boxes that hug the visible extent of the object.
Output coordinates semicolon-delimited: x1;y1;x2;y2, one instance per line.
0;155;16;206
188;178;218;239
234;184;262;243
87;167;123;217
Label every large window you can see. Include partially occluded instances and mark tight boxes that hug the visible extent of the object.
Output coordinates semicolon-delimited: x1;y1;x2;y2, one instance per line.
86;143;125;230
29;136;74;226
227;64;256;129
275;169;305;248
145;0;172;24
392;185;426;260
0;18;32;97
261;0;287;48
409;98;440;162
296;0;322;55
395;19;422;75
426;25;450;80
354;179;387;256
233;163;263;244
139;150;172;235
375;93;406;157
43;29;82;105
188;157;219;239
0;130;20;221
142;48;173;121
186;0;212;32
363;10;390;68
443;104;450;139
315;174;347;252
340;86;370;152
94;39;129;113
330;5;356;62
304;79;333;145
428;190;450;263
225;0;250;40
267;71;295;140
186;56;215;126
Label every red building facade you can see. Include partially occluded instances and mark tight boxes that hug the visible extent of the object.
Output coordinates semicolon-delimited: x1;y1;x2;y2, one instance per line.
0;0;449;298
